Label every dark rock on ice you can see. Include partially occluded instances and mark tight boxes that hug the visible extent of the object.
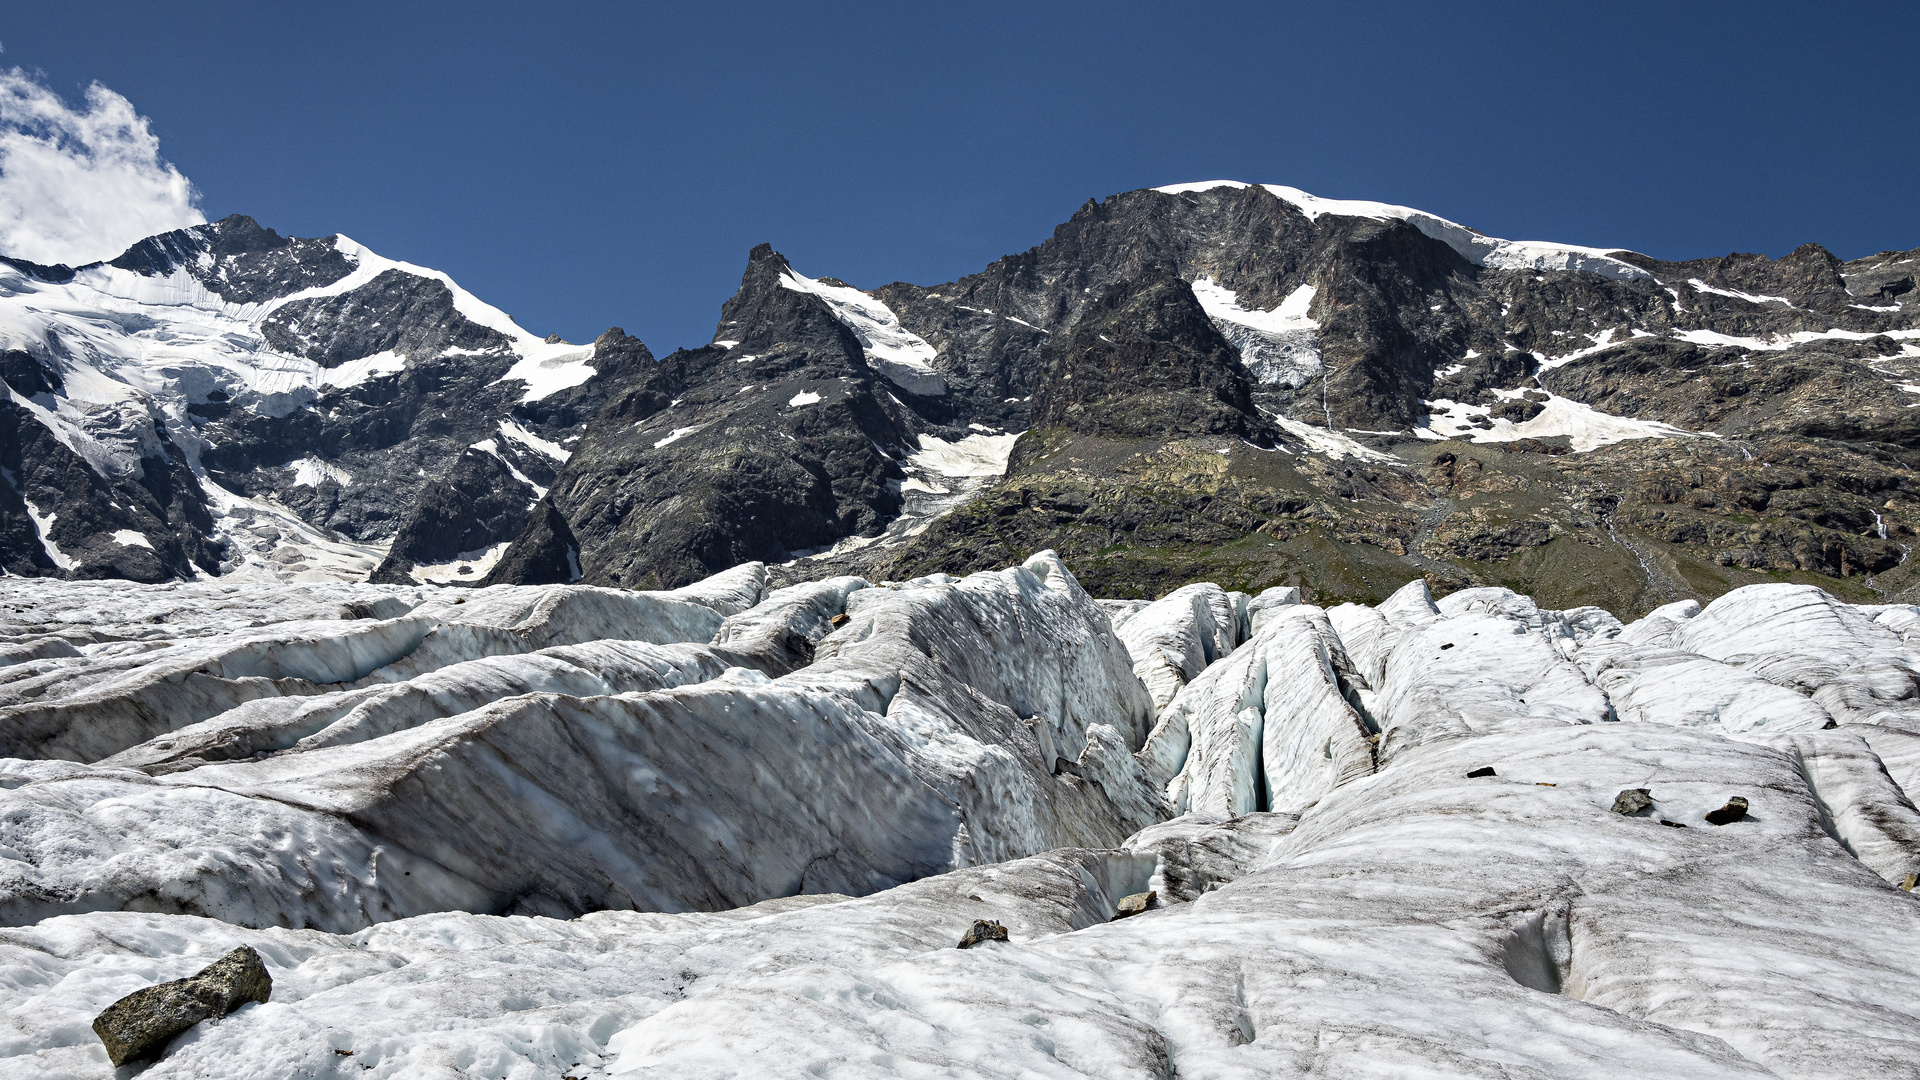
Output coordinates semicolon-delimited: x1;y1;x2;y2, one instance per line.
1467;766;1497;778
91;945;272;1066
1705;796;1750;825
1611;788;1654;816
957;920;1008;948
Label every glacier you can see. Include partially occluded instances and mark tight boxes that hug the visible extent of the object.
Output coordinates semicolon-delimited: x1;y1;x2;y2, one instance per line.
0;560;1916;1077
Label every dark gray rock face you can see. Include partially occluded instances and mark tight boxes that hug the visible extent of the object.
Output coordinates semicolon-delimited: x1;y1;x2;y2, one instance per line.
481;497;582;585
1028;269;1277;446
498;248;917;588
110;214;354;303
91;945;272;1066
261;269;513;368
369;447;540;583
867;184;1487;431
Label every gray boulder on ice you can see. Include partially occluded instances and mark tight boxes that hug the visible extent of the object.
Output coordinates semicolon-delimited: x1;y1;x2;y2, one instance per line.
90;945;271;1066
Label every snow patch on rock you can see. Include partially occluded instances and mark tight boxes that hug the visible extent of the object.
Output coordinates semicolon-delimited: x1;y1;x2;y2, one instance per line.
1417;390;1701;451
1189;276;1324;387
1154;181;1652;280
779;267;947;396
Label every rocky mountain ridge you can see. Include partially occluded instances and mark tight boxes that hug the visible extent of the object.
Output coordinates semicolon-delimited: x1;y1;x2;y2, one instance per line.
2;184;1917;617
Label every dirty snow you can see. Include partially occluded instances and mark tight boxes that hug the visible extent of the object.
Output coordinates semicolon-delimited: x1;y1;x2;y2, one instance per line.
3;566;1918;1077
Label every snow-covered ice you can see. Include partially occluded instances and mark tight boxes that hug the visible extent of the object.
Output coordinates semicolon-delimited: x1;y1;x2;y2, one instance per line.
1189;276;1324;387
1102;583;1247;711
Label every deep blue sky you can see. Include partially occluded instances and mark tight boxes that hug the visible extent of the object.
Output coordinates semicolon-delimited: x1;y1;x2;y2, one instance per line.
5;2;1916;353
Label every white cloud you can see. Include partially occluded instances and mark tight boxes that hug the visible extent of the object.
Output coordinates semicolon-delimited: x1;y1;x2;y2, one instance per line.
0;67;204;267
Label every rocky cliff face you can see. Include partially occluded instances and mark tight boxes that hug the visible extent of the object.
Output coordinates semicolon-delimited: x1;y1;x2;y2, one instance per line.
500;248;925;589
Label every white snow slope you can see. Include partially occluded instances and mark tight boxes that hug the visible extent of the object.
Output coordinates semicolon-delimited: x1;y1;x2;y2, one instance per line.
0;237;586;581
1189;276;1325;388
1;565;1918;1078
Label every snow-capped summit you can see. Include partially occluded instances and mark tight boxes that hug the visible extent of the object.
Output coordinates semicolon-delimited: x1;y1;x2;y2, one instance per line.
1155;180;1653;279
0;215;640;584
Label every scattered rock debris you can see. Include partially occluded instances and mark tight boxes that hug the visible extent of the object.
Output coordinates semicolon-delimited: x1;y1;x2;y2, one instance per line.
1111;891;1158;920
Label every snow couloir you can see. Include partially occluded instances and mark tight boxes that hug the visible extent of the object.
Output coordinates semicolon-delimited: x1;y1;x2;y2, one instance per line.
0;557;1917;1077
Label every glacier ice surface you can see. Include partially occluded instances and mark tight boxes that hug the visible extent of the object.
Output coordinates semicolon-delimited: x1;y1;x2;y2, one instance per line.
2;560;1919;1077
